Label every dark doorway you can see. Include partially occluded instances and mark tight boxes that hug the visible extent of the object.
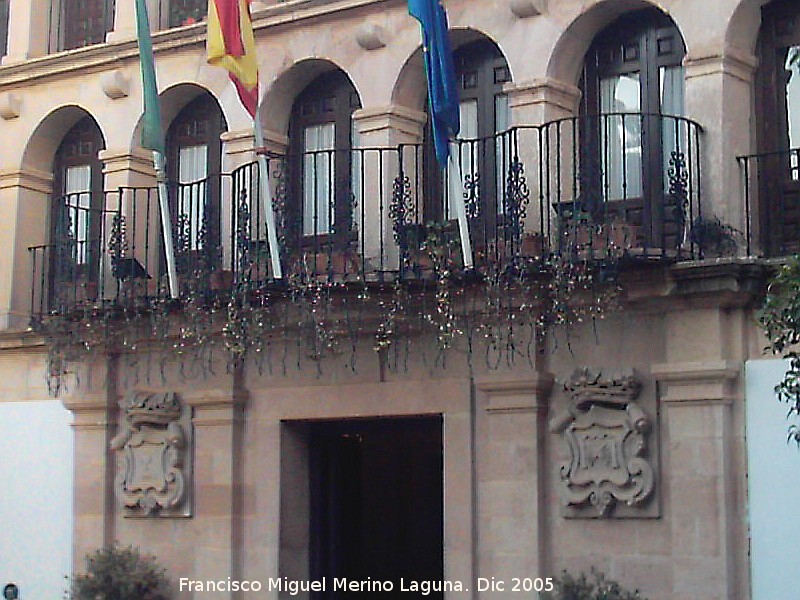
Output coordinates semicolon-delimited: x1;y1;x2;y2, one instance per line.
307;416;444;599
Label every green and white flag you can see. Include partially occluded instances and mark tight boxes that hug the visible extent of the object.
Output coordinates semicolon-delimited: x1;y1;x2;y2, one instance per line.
135;0;165;155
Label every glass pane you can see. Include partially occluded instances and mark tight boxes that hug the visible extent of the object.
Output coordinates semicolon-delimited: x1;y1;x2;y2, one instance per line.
178;144;208;250
660;65;687;191
600;75;642;200
61;0;110;50
303;123;335;236
350;121;361;235
787;47;800;179
0;0;9;58
65;165;91;264
446;100;478;219
168;0;207;28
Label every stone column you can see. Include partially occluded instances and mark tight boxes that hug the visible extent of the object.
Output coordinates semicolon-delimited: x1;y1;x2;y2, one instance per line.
183;387;247;599
475;373;554;599
652;361;741;600
0;167;52;330
683;47;758;243
505;78;581;245
351;105;427;270
1;0;48;65
62;370;118;566
98;149;159;296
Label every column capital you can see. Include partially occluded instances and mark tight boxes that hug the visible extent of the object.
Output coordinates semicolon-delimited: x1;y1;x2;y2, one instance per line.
476;372;555;413
352;105;427;140
684;46;758;84
505;77;581;121
99;148;156;178
63;393;114;430
254;128;289;156
0;166;53;194
652;360;741;405
184;388;248;426
222;129;256;157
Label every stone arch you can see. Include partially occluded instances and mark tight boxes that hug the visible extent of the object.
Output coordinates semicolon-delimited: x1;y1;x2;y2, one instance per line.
22;105;106;176
260;59;361;138
726;0;773;55
129;83;228;154
546;0;682;86
391;27;512;113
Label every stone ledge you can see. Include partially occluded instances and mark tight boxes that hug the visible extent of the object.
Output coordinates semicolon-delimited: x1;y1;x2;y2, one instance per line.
667;257;770;305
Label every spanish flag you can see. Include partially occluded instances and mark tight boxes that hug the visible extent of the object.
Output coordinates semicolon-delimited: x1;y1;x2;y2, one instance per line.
207;0;259;117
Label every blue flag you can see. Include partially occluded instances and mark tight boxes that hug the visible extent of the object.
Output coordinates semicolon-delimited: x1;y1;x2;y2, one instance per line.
409;0;460;166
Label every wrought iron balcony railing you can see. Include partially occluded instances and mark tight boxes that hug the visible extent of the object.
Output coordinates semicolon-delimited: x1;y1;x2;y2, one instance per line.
28;113;704;323
738;147;800;258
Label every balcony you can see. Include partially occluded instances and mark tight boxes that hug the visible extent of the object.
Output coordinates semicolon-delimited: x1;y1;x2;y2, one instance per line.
738;147;800;258
28;113;704;326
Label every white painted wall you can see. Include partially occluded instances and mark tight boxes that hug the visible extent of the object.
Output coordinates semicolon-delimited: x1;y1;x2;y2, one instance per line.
746;359;800;600
0;401;73;600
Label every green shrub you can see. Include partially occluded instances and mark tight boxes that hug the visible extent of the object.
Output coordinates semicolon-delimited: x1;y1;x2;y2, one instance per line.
67;544;170;600
542;569;647;600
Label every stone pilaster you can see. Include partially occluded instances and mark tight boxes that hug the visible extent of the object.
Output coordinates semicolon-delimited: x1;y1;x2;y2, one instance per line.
652;361;741;600
63;369;118;567
475;373;554;599
183;387;248;599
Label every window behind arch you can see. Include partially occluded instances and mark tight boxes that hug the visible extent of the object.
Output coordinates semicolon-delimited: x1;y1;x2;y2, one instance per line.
289;70;362;247
580;9;686;244
166;0;206;28
423;39;512;248
166;93;225;270
0;0;9;58
54;0;114;51
756;0;800;255
51;117;105;294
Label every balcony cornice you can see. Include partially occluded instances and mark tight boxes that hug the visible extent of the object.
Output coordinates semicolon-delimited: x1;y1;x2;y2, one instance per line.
0;0;398;90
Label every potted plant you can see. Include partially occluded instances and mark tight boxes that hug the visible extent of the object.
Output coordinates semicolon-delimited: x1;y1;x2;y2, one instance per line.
67;544;170;600
210;268;234;291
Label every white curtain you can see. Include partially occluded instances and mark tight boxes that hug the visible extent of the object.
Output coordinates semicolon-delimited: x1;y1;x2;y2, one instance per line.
178;144;208;250
303;123;335;236
65;164;91;264
600;74;642;201
660;65;687;191
786;47;800;179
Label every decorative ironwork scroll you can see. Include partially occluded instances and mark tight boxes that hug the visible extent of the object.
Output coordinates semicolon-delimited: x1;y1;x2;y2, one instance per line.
110;391;192;517
549;368;656;518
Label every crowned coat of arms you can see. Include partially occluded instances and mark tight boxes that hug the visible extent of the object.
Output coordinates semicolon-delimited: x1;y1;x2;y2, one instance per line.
110;391;192;516
549;369;656;518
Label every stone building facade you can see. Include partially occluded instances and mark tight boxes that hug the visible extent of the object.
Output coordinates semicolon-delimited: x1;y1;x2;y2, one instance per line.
0;0;795;598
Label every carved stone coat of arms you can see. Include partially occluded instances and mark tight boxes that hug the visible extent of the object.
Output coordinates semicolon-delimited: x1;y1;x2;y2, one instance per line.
550;369;656;518
110;391;192;517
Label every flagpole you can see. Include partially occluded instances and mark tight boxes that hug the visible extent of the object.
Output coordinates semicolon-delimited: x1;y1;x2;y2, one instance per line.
152;151;179;298
134;0;178;299
447;151;473;269
254;107;283;279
